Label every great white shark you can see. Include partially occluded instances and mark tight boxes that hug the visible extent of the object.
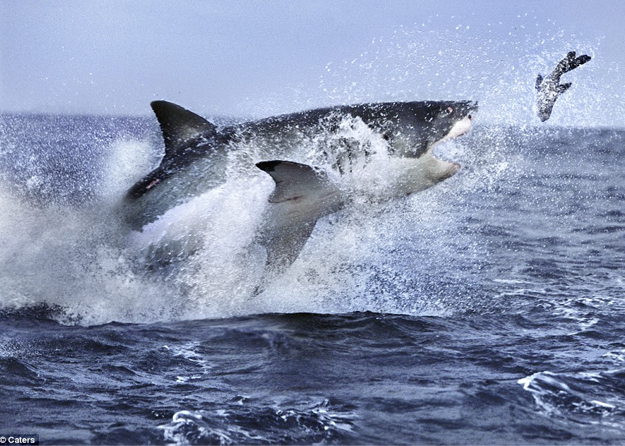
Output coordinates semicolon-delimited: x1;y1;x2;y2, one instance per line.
121;100;477;286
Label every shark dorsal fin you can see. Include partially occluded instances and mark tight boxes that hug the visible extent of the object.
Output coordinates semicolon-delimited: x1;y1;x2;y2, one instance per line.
150;100;217;159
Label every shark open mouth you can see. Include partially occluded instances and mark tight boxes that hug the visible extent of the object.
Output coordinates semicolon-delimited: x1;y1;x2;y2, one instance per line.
430;112;474;179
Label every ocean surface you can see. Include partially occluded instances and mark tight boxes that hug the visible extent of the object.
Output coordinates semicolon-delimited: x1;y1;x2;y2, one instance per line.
0;112;624;445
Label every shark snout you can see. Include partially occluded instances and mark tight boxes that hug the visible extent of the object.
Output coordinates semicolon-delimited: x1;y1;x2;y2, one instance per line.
447;115;473;139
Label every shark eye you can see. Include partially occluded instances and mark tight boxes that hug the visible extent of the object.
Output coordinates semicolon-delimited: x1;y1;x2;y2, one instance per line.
446;107;454;114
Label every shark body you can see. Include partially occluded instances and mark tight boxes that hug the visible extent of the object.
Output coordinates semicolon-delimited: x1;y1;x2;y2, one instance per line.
121;100;477;285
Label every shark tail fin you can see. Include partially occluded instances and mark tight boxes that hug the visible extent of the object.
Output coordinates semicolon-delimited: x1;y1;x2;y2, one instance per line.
150;100;217;160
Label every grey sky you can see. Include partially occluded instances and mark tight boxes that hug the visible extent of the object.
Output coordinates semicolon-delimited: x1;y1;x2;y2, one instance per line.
1;1;624;126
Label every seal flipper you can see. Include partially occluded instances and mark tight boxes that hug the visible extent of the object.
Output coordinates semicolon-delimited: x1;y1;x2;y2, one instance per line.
573;54;592;67
558;52;592;74
555;51;578;75
254;160;344;292
557;83;572;94
535;74;544;90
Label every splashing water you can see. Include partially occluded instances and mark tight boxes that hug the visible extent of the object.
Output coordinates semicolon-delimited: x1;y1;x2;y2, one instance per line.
0;112;487;325
0;18;621;326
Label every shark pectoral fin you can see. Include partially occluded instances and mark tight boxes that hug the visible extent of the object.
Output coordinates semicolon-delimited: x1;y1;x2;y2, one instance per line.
253;222;316;295
254;160;344;292
264;222;316;276
150;100;217;159
256;160;336;204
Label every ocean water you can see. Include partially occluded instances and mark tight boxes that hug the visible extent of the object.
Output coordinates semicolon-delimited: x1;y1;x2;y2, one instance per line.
0;111;624;445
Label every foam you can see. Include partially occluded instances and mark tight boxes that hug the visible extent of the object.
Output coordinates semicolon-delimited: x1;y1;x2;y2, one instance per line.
0;122;479;325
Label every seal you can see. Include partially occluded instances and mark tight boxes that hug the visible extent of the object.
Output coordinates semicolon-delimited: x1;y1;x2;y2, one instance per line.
535;51;591;122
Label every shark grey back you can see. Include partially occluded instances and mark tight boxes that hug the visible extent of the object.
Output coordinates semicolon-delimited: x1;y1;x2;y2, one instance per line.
122;100;476;231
